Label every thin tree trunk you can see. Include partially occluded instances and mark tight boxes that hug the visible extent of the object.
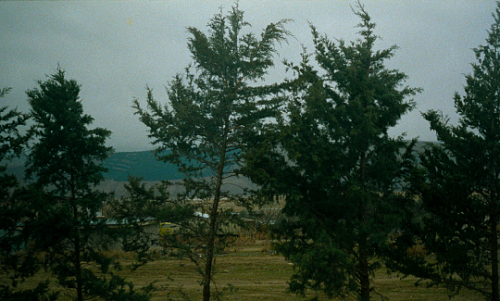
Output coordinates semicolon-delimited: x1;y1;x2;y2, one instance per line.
489;115;499;301
358;150;371;301
202;188;220;301
359;245;370;301
202;127;228;301
491;213;499;301
75;228;83;301
490;165;499;301
69;176;84;301
72;198;83;301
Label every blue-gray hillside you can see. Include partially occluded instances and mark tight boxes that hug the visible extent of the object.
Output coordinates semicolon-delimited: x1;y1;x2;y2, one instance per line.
4;141;434;183
102;151;185;181
3;151;186;182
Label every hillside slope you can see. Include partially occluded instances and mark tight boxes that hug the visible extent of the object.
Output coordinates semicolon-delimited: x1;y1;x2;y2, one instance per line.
102;151;184;181
4;141;434;196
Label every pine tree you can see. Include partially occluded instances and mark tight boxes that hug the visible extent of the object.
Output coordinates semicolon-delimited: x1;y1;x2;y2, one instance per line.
133;5;289;301
23;68;150;301
389;3;500;301
109;176;182;269
245;4;420;301
0;88;52;301
0;87;27;207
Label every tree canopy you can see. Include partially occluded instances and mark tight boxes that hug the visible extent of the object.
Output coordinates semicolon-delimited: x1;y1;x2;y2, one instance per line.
0;87;45;300
245;4;420;301
21;68;150;301
134;5;290;301
388;3;500;301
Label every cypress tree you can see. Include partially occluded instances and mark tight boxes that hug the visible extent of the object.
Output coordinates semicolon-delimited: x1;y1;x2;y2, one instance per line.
390;3;500;300
134;5;289;300
0;87;50;301
23;68;150;301
246;4;420;301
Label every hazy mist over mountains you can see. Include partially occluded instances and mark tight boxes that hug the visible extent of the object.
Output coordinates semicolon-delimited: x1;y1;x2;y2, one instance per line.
4;150;256;197
6;141;431;179
4;140;432;197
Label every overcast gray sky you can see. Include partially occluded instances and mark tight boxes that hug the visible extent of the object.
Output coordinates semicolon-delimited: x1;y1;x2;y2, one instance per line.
0;0;497;152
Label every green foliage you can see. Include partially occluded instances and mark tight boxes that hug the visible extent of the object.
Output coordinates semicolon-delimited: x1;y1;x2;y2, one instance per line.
109;176;189;269
134;4;289;301
0;280;59;301
389;3;500;301
246;4;420;301
0;86;28;213
0;86;28;208
0;88;52;301
11;67;151;301
0;87;28;165
26;68;111;192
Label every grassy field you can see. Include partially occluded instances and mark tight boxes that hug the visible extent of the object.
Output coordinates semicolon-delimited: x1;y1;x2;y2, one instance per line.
5;239;481;301
138;241;479;301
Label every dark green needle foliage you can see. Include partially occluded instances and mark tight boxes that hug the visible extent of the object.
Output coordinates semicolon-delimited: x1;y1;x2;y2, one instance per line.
134;4;289;301
19;68;150;301
109;176;188;271
245;3;420;301
0;87;28;166
389;3;500;301
0;87;28;206
0;88;54;301
0;87;28;232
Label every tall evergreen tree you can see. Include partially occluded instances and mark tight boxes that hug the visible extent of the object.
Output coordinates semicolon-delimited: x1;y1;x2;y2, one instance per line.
134;5;289;301
22;68;150;301
388;3;500;301
246;4;420;301
0;88;50;301
0;87;27;207
109;176;180;269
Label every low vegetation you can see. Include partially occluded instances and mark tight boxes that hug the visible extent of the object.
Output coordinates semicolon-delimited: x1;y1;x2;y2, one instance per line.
2;239;479;301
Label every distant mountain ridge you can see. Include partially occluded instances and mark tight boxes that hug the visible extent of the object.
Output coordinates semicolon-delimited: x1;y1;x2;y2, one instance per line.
95;140;437;182
5;140;437;183
102;151;183;181
3;150;186;183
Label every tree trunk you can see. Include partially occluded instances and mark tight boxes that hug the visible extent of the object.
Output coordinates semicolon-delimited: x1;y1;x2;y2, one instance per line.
490;165;499;301
491;213;499;301
202;169;224;301
489;114;499;301
202;127;228;301
72;200;84;301
75;238;83;301
359;261;370;301
358;150;371;301
359;242;370;301
69;177;84;301
202;213;217;301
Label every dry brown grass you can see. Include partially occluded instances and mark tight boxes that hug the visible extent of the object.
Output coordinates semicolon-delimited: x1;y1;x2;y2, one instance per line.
2;241;481;301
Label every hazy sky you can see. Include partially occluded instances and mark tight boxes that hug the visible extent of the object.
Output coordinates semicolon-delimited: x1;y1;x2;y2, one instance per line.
1;1;497;152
